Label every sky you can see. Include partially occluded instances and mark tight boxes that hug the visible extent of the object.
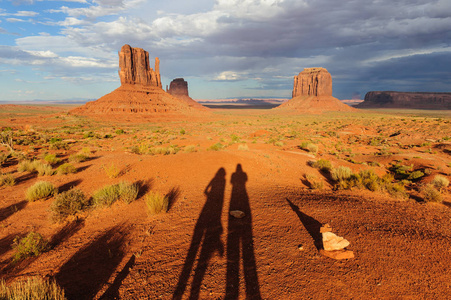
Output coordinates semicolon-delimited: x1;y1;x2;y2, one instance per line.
0;0;450;101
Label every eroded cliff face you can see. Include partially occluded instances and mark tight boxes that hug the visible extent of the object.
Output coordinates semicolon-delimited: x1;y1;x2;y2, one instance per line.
167;78;189;97
118;44;161;88
292;68;332;98
358;91;451;109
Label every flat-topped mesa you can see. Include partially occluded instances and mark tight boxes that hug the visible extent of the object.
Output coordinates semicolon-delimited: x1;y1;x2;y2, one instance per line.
358;91;451;109
118;44;161;88
167;78;189;97
292;67;332;98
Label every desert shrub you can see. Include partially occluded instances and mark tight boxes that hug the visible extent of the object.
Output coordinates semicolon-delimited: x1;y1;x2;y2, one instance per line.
274;141;284;147
389;164;413;179
300;142;318;154
0;277;66;300
35;163;54;176
385;182;408;199
50;188;89;223
145;191;169;214
238;144;249;151
184;145;197;153
48;141;69;150
12;232;49;263
0;173;15;187
431;175;449;191
115;129;125;135
17;160;35;172
103;163;120;178
92;184;121;207
44;154;60;165
56;163;76;175
118;181;139;204
25;181;56;202
208;143;225;151
407;170;424;180
356;169;380;191
69;153;88;163
0;152;10;165
421;185;442;202
330;166;353;182
305;174;324;190
309;159;332;171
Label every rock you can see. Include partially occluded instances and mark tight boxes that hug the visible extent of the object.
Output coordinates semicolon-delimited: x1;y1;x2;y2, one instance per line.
358;91;451;110
322;231;350;251
319;249;354;260
167;78;189;97
320;223;332;233
275;67;355;113
292;67;332;98
230;210;245;219
118;44;161;87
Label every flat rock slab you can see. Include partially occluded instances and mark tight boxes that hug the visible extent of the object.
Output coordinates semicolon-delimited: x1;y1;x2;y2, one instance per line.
230;210;245;219
319;249;355;260
322;231;350;251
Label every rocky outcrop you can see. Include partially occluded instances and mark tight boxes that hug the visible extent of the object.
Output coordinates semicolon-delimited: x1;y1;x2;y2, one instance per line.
167;78;189;97
292;67;332;98
358;91;451;109
71;45;208;119
118;44;161;87
275;67;354;113
166;78;208;110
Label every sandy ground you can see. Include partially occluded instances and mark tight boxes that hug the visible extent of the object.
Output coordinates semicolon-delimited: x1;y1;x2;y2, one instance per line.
0;106;450;299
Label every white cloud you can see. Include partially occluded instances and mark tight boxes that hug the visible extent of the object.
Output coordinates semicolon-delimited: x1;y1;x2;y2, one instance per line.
15;11;39;17
214;71;247;81
6;18;27;23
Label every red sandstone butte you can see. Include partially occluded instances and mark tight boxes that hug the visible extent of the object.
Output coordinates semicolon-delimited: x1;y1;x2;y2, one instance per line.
71;45;207;118
358;91;451;110
275;67;354;113
167;78;208;110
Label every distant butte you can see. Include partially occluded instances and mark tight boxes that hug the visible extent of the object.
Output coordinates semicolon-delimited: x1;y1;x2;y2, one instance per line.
71;45;207;119
167;78;208;110
275;67;354;113
358;91;451;109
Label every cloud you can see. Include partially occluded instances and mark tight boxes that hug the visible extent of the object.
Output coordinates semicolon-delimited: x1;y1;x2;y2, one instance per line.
6;18;27;23
15;11;39;17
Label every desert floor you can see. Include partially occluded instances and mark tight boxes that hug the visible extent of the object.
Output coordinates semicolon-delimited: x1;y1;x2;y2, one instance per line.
1;105;450;299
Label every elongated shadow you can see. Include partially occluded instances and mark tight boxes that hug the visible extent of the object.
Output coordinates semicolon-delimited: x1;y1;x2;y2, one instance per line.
286;198;323;250
173;168;226;300
99;254;135;299
0;200;27;222
49;218;85;249
55;225;127;300
0;234;17;258
58;180;82;193
226;164;261;300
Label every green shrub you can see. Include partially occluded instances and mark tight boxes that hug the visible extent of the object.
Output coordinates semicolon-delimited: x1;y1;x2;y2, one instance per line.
422;185;442;202
25;181;56;202
300;142;318;154
57;163;76;175
17;160;35;172
208;143;225;151
44;154;60;165
12;232;49;263
309;159;332;171
92;184;121;207
184;145;197;153
238;144;249;151
0;173;15;187
305;174;324;190
36;163;54;176
331;166;353;182
407;170;424;180
50;188;89;223
431;175;449;191
103;163;120;178
49;141;69;150
69;153;89;163
115;129;125;135
145;191;169;214
117;181;139;204
0;277;66;300
357;169;380;191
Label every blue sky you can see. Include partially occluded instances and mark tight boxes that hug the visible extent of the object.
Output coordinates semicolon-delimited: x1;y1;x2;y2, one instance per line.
0;0;450;101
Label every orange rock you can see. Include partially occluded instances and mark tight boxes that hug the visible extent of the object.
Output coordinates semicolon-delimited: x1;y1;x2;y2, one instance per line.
320;223;332;233
319;249;354;260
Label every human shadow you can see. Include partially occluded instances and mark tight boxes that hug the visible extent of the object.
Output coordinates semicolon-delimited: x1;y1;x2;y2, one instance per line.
99;254;136;299
286;198;323;250
55;225;127;300
0;200;27;223
173;168;226;300
226;164;261;300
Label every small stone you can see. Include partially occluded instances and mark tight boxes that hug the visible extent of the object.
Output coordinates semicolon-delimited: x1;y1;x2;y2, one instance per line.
322;231;350;251
320;223;332;233
298;244;304;251
319;249;354;260
230;210;245;219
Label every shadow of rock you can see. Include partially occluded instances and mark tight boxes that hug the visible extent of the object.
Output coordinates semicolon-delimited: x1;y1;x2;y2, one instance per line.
50;219;85;249
0;200;27;222
55;225;128;300
286;198;323;250
58;180;83;193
